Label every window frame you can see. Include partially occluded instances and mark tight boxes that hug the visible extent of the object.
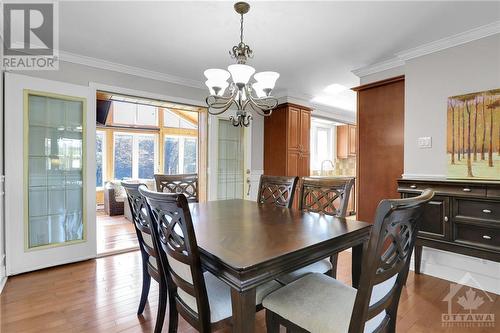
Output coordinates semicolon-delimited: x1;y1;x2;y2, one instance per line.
310;122;334;173
96;130;106;190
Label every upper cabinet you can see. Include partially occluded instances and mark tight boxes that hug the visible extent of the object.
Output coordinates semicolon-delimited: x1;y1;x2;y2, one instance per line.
264;103;312;177
337;124;356;159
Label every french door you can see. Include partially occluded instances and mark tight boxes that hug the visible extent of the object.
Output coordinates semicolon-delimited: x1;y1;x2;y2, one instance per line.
5;73;96;275
208;113;252;201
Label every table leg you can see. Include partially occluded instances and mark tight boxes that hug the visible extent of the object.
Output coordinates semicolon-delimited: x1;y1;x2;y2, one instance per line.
230;287;256;333
352;243;363;288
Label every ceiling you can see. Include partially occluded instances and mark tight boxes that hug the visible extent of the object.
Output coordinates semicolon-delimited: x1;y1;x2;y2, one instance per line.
58;1;500;112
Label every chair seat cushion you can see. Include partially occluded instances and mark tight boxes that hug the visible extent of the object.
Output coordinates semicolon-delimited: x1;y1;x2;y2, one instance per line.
182;272;282;323
263;273;390;333
277;258;332;284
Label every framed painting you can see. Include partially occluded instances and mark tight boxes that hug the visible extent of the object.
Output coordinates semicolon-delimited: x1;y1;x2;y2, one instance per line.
447;88;500;180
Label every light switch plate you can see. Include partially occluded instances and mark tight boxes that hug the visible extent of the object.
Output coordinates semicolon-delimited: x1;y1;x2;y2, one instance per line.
417;136;432;148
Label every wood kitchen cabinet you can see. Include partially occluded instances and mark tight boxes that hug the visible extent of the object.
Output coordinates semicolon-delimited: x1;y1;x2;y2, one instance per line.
264;103;311;178
337;124;356;158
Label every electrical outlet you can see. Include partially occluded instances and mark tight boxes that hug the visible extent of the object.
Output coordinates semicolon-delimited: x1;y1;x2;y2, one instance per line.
417;137;432;148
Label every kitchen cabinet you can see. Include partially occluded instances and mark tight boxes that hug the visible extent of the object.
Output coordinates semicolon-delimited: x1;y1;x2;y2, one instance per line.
264;103;312;178
337;124;356;158
353;76;404;223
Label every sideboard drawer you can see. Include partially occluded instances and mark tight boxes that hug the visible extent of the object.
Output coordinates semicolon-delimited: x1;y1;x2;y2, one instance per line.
398;183;486;197
454;223;500;251
453;199;500;222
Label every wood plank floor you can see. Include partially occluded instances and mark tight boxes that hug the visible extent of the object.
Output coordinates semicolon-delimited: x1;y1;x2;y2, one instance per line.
1;251;498;333
97;212;139;255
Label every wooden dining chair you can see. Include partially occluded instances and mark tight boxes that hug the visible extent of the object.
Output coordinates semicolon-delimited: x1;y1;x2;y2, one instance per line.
257;175;299;208
263;189;434;333
138;187;282;333
121;182;167;333
277;177;355;284
154;173;199;202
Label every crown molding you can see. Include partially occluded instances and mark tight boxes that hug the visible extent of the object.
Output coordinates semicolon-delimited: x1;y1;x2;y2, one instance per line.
351;57;405;78
352;21;500;78
58;51;205;89
396;20;500;60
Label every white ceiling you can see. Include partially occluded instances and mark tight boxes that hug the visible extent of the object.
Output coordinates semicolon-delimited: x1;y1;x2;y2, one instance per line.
58;1;500;112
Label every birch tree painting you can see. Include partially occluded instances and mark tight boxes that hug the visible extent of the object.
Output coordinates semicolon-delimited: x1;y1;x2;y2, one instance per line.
447;89;500;180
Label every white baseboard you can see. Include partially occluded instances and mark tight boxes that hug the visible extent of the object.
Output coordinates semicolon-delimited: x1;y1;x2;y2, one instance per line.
410;247;500;295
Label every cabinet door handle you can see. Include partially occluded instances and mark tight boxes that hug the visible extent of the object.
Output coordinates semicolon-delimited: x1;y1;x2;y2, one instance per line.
482;209;492;214
444;216;449;222
410;185;417;189
463;188;472;192
482;235;492;240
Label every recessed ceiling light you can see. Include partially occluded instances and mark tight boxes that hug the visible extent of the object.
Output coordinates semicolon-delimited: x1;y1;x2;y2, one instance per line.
323;83;348;95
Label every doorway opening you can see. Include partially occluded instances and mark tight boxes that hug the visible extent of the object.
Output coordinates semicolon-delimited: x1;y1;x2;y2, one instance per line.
95;91;207;256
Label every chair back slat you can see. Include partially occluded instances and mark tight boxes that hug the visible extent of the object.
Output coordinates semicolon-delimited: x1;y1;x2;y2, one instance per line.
299;177;354;217
154;173;199;202
122;182;161;280
349;189;434;333
257;175;298;208
139;187;211;331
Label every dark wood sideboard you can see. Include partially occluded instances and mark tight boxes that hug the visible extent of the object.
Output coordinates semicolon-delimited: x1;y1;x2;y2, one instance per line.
397;178;500;274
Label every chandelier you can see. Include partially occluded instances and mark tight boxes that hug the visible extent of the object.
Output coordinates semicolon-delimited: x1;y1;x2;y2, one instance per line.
204;2;280;127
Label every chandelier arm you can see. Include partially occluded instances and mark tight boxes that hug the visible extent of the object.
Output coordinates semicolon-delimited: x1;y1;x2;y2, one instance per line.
247;95;279;116
206;96;236;115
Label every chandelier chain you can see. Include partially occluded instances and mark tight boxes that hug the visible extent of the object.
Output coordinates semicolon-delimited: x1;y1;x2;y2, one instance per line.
240;14;244;43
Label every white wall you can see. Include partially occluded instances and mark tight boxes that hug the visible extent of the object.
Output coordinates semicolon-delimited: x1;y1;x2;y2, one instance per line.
358;34;500;294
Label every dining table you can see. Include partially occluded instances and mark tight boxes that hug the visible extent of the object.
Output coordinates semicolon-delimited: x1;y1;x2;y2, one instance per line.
189;199;372;333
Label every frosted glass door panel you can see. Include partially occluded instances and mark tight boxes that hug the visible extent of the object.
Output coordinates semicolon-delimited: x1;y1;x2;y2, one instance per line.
27;94;85;249
217;120;244;200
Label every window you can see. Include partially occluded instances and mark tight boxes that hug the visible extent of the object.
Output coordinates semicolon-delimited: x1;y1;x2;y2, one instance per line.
112;101;158;127
163;136;197;174
310;122;334;172
96;131;106;188
163;109;197;129
114;132;157;180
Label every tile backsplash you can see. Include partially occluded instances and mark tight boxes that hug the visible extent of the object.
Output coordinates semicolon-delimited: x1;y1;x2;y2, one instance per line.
311;156;356;177
335;156;356;176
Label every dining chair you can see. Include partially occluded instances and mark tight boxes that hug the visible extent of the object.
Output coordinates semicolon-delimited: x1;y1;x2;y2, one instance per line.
154;173;199;202
263;189;434;333
138;187;282;333
121;182;167;333
277;177;355;284
257;175;299;208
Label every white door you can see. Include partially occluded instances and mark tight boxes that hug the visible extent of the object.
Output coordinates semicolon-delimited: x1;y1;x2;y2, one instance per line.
207;112;252;201
5;73;96;275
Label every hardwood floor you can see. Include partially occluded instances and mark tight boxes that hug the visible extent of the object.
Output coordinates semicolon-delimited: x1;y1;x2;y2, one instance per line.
1;251;498;333
97;211;139;255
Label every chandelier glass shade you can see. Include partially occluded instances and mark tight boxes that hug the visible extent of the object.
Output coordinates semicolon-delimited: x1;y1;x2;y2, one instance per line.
204;2;279;127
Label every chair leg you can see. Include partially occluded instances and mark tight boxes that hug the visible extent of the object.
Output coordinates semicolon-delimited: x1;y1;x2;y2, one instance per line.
329;253;338;279
266;310;280;333
137;269;151;315
154;283;167;333
168;291;179;333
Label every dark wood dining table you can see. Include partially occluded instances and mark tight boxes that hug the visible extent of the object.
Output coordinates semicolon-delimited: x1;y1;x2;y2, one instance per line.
189;199;372;333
